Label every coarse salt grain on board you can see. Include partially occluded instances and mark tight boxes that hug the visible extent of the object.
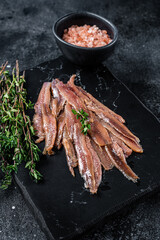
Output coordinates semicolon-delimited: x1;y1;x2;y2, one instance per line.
62;24;112;48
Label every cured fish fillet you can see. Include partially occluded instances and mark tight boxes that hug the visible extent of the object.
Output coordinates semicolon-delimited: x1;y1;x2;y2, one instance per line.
42;104;57;155
55;111;65;149
33;114;44;143
51;79;66;116
85;136;102;189
62;126;77;176
88;116;112;146
50;98;58;116
101;119;143;153
105;145;139;182
74;123;97;193
110;133;132;157
65;103;77;140
33;82;51;143
91;139;114;170
111;141;127;164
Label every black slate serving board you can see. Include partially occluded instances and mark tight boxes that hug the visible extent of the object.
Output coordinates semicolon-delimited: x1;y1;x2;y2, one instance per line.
14;56;160;240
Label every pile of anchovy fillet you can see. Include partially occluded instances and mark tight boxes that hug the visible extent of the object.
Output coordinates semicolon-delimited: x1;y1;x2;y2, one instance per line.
33;75;143;194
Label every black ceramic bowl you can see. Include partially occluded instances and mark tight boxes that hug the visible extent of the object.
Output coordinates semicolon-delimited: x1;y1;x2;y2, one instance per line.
53;12;118;66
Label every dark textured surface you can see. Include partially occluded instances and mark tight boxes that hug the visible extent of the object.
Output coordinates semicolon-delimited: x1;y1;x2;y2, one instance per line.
14;57;160;240
0;0;160;239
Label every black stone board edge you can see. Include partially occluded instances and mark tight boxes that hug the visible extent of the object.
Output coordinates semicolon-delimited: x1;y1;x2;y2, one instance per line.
13;175;55;240
14;175;160;240
75;183;160;240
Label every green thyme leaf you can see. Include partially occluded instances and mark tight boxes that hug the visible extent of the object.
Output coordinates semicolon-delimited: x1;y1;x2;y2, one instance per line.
72;109;77;115
72;108;91;135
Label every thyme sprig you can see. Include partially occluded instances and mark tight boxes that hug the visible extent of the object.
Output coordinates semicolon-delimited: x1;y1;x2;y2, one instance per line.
72;109;91;135
0;61;42;190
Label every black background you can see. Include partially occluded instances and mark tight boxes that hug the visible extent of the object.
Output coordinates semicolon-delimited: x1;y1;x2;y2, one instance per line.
0;0;160;239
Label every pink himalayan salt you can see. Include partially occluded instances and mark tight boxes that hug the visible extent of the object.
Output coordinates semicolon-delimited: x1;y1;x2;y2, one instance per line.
62;24;112;48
